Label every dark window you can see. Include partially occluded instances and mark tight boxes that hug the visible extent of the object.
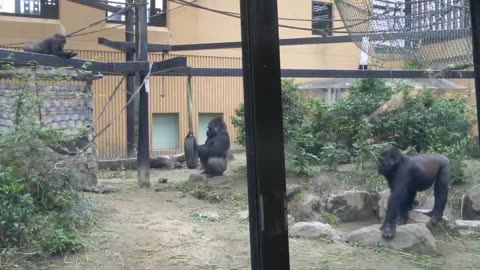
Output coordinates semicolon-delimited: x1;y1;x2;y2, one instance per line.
106;0;167;27
0;0;59;19
312;1;333;36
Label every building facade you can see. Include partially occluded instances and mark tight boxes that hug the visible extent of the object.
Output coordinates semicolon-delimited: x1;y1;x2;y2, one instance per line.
0;1;475;159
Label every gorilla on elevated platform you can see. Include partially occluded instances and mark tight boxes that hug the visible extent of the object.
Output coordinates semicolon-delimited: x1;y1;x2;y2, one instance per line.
377;147;451;240
23;34;77;59
197;117;230;177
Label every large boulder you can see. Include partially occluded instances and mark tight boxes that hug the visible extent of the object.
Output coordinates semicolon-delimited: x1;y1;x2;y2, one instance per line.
462;184;480;220
325;191;375;222
294;193;323;222
286;184;302;200
290;222;343;241
346;223;439;255
375;190;421;222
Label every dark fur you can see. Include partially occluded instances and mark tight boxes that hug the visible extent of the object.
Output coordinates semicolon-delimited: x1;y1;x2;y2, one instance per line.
377;147;450;240
197;117;230;177
23;34;77;59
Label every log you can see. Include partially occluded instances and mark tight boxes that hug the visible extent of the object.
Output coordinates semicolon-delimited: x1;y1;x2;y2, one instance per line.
368;90;419;121
98;154;187;170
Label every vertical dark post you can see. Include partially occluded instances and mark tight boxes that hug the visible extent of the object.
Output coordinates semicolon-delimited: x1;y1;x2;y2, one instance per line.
469;0;480;144
126;0;136;158
135;0;150;187
240;0;290;269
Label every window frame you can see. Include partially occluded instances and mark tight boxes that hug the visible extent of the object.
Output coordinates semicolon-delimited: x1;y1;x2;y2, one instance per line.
311;1;333;36
105;0;167;27
0;0;59;19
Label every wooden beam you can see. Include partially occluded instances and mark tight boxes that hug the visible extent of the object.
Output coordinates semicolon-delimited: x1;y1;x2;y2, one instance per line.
469;0;480;142
68;0;126;13
0;49;188;75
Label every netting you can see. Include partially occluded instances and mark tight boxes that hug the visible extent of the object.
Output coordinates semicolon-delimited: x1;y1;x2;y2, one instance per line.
334;0;472;69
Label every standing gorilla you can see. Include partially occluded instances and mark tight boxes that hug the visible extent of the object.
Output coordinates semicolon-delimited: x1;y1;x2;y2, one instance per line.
23;34;77;59
197;117;230;177
377;147;450;239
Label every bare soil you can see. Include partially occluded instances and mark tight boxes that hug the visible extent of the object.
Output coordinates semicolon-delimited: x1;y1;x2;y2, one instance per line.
44;154;480;270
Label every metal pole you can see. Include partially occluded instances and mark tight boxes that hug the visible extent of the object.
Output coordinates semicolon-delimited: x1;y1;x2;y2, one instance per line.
469;0;480;143
239;0;290;269
126;0;136;158
136;0;150;187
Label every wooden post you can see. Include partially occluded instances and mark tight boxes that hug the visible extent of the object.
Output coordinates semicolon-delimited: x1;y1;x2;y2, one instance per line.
135;0;150;187
239;0;290;268
126;0;136;158
469;0;480;144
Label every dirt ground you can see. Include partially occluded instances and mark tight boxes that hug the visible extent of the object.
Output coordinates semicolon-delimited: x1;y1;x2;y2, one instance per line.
44;153;480;270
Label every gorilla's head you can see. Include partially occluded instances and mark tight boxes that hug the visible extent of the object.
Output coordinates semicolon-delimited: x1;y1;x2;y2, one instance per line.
377;147;404;176
53;33;66;48
206;117;227;138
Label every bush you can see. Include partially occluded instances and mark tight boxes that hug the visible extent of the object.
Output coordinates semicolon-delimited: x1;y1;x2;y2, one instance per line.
0;67;95;260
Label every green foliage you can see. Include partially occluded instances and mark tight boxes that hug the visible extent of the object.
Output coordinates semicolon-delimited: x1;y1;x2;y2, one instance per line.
231;77;474;182
0;66;95;260
230;103;246;145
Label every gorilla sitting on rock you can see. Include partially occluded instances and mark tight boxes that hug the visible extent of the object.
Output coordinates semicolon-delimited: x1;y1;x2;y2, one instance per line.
197;117;230;177
377;147;451;240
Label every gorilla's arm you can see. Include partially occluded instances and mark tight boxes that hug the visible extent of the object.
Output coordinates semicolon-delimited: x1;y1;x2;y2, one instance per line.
381;177;409;239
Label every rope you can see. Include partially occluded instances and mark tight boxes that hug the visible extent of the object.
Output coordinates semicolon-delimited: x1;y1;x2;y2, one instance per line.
186;74;194;133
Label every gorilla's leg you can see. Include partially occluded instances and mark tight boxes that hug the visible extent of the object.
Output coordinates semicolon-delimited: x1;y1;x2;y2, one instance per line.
204;157;227;177
382;188;408;239
427;166;450;225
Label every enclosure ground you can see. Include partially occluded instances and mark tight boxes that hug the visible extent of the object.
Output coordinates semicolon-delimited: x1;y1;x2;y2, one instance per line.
41;153;480;270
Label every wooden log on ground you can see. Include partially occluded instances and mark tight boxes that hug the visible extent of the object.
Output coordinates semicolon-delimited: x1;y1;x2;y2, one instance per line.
98;154;188;170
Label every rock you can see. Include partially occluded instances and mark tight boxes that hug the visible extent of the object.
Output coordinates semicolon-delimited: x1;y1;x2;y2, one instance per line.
204;175;230;185
189;173;206;183
290;222;342;241
407;209;432;224
297;193;323;221
194;211;220;221
286;184;302;200
326;191;375;222
346;223;439;255
174;162;182;169
158;178;168;184
454;220;480;229
376;190;422;221
413;209;449;222
375;190;390;221
238;210;249;221
420;197;454;220
462;185;480;220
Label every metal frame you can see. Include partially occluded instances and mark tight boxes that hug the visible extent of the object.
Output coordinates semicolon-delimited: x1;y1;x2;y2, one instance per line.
240;0;290;269
0;49;188;76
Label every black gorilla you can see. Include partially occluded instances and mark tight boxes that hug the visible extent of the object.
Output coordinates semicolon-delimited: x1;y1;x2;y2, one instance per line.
23;34;77;59
377;147;450;239
197;117;230;177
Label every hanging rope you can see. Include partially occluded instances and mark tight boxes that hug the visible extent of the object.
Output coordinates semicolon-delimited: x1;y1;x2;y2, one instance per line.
184;74;198;169
186;74;194;133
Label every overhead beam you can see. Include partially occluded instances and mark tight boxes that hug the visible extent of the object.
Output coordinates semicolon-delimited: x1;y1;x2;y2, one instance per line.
68;0;126;13
150;67;474;79
0;49;188;75
99;28;471;53
98;36;353;52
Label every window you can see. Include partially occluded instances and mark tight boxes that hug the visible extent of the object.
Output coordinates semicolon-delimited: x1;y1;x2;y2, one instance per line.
0;0;59;19
152;113;179;150
312;2;333;36
198;113;223;144
106;0;166;27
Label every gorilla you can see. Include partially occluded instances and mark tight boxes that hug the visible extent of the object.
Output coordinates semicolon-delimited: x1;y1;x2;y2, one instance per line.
197;117;230;177
377;147;450;240
23;34;77;59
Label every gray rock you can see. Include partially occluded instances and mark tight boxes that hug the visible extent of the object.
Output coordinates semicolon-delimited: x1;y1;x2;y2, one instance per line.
188;173;206;183
290;222;342;241
195;211;220;221
346;223;439;255
238;210;249;221
204;175;230;185
420;197;454;220
326;191;375;222
286;184;302;200
297;193;323;221
454;220;480;229
462;185;480;220
375;190;390;221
